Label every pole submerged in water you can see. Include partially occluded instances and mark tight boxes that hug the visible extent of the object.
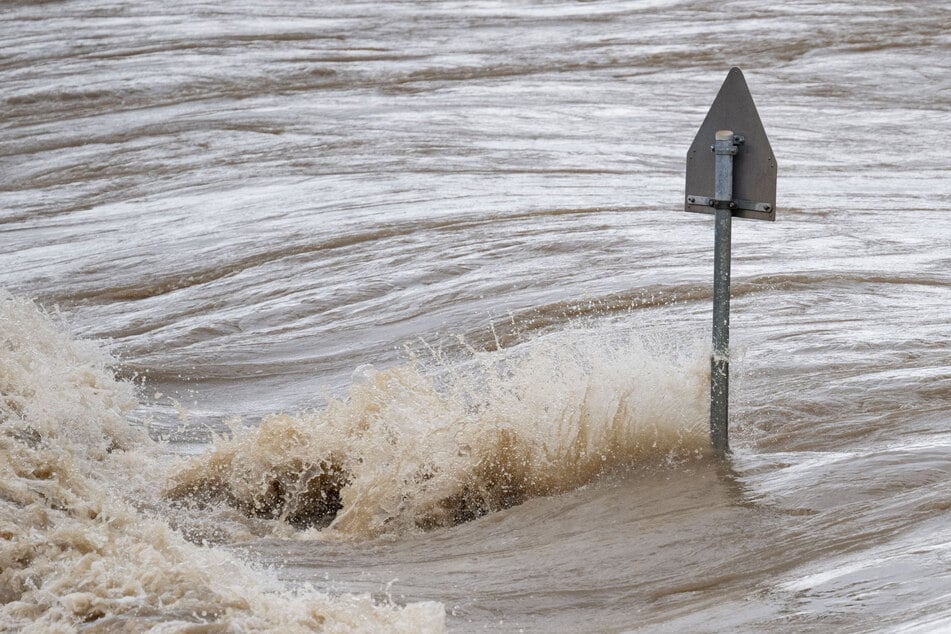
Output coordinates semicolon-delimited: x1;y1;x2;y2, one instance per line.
683;68;778;457
710;130;740;455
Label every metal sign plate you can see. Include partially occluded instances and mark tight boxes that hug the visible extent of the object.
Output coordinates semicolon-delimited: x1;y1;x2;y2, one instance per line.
685;67;777;221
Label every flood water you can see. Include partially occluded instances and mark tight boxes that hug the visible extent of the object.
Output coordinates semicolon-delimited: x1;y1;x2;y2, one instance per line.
1;0;949;631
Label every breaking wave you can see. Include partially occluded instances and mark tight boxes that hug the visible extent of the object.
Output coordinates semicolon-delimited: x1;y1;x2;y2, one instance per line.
0;292;444;632
0;288;707;631
168;329;710;538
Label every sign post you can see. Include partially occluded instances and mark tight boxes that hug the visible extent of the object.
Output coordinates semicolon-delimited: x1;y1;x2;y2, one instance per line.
685;68;777;455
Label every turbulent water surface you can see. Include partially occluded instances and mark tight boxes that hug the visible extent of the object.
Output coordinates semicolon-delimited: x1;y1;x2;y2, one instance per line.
1;0;949;631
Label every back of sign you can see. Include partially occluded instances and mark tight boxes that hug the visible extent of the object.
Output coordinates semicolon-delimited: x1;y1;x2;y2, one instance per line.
684;67;777;221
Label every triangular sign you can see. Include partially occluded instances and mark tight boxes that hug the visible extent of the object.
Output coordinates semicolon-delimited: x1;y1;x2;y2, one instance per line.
684;67;777;221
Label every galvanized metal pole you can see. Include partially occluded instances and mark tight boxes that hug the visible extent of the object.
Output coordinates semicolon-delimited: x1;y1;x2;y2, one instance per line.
710;129;739;455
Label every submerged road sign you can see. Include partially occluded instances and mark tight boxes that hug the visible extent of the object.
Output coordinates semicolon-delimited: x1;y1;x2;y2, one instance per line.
684;67;777;455
685;67;777;221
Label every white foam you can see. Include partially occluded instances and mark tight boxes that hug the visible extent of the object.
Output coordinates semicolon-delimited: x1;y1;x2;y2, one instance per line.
0;291;444;631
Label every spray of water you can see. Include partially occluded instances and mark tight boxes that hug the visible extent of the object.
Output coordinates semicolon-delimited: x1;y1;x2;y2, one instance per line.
168;328;710;538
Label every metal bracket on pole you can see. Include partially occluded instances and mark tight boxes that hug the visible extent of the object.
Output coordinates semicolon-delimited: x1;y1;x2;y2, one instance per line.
682;67;778;457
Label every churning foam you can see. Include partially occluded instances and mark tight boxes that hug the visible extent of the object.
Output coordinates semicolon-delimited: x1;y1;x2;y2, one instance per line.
168;327;710;539
0;292;444;632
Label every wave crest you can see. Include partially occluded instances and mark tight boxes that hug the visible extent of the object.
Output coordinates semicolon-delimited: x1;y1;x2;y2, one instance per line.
169;332;710;537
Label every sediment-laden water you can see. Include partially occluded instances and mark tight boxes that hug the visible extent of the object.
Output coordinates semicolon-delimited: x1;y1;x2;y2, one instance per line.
1;0;949;631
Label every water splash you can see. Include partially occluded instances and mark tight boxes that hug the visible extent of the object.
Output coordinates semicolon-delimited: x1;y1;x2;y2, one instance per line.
168;329;710;538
